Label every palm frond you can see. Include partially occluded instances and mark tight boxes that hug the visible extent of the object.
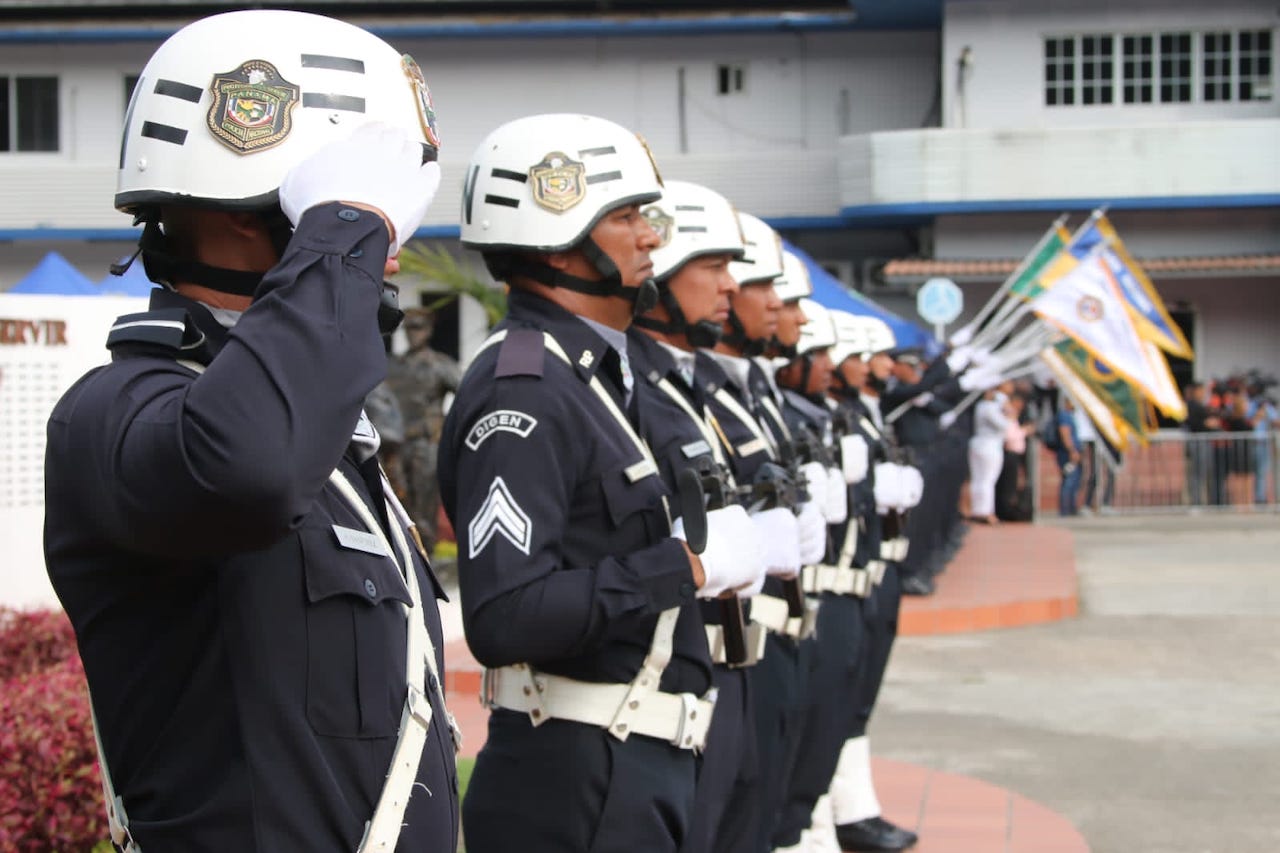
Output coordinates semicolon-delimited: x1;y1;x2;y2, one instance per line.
396;242;507;326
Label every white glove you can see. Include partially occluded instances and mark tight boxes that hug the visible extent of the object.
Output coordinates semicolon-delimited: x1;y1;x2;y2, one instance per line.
939;409;959;430
796;500;827;565
751;507;801;580
959;366;995;393
900;465;925;509
279;122;442;257
824;465;848;524
946;345;973;373
799;461;827;504
950;324;975;348
672;504;765;599
873;462;902;514
840;434;869;485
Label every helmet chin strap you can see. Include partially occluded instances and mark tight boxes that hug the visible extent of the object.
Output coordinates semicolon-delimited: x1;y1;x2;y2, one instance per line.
504;235;657;317
633;282;723;348
720;309;769;357
770;337;799;359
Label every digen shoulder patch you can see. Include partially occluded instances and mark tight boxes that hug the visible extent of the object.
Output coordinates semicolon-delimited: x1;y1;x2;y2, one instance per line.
465;409;537;451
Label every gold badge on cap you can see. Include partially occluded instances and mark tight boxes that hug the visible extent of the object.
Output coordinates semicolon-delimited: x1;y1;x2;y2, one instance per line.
643;206;675;248
529;151;587;213
206;60;300;154
401;55;441;151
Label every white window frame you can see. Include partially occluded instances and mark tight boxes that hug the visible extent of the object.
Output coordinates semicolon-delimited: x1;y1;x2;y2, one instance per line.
0;73;61;153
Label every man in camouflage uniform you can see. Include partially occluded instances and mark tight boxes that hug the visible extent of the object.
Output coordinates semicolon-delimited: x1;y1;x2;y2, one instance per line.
385;307;461;550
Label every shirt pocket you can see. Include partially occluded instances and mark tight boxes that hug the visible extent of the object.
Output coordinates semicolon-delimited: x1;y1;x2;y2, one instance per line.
300;525;412;738
599;466;669;541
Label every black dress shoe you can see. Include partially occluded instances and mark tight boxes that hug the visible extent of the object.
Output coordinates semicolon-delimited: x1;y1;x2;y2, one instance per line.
899;574;935;596
835;816;918;851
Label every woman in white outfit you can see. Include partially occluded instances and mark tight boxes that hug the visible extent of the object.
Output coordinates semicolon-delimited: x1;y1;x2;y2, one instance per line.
968;383;1013;524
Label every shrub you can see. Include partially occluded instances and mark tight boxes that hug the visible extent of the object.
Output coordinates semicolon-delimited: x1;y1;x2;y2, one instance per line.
0;607;80;684
0;610;107;851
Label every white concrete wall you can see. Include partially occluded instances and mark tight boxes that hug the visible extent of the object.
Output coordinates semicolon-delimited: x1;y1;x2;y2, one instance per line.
942;0;1279;131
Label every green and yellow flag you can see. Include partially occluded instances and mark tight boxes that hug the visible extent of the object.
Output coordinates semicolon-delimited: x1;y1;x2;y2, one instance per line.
1053;339;1149;446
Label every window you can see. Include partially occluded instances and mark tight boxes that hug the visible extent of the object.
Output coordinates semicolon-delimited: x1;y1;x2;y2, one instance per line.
1239;29;1273;101
1203;32;1233;101
1122;35;1154;103
1158;32;1193;102
715;64;745;95
1080;34;1115;105
1044;37;1076;106
0;76;59;152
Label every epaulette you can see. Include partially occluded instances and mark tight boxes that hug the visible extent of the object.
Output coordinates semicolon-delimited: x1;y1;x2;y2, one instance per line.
106;307;205;355
494;327;545;379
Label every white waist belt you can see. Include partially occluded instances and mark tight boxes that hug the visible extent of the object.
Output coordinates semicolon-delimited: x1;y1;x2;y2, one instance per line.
880;537;909;562
482;664;715;751
705;622;768;667
751;593;818;640
803;564;872;598
869;559;887;585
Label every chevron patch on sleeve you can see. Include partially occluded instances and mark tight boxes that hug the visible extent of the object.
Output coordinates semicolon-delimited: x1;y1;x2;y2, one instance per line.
468;476;533;558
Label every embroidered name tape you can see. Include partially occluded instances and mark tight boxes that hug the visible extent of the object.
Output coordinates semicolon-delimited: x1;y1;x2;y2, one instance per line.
465;409;538;451
681;439;712;459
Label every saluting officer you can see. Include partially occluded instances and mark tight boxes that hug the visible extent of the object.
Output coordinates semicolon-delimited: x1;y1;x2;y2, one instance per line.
632;181;796;853
44;11;457;851
440;116;763;853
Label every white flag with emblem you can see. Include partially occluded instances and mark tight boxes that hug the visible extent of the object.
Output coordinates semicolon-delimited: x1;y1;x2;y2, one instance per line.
468;476;533;558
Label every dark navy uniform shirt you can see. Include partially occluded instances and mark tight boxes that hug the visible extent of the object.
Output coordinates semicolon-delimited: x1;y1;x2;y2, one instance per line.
881;359;959;450
44;204;457;852
438;290;712;698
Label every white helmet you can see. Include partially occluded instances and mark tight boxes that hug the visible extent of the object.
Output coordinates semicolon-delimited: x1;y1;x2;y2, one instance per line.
774;250;814;303
830;312;896;365
729;213;784;286
116;10;439;213
643;180;744;280
796;298;836;355
460;113;662;253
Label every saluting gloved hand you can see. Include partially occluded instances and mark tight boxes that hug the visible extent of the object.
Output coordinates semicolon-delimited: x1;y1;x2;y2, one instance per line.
751;507;801;580
840;434;869;485
672;504;765;599
946;345;974;373
958;365;997;393
795;499;828;565
824;465;848;524
279;122;442;257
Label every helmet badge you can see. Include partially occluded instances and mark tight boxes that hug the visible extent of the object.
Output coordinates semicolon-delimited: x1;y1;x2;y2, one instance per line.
643;206;675;248
401;55;441;152
529;151;586;213
206;60;300;155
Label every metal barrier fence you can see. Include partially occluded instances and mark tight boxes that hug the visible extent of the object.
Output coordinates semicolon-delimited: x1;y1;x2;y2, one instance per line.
1032;430;1279;515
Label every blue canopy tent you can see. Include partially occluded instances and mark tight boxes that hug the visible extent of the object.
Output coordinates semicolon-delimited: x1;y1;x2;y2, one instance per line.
97;259;157;297
8;252;99;295
782;241;934;350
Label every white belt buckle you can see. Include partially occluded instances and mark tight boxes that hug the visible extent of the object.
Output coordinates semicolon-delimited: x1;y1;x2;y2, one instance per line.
406;684;433;730
670;692;705;751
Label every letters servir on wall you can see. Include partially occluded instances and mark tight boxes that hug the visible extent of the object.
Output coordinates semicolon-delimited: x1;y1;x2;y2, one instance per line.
0;318;69;346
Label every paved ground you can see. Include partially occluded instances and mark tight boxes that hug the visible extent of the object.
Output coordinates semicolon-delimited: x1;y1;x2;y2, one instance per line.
871;514;1280;853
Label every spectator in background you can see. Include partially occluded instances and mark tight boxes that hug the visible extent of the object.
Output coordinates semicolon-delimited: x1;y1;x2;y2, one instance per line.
1184;381;1222;506
996;389;1035;521
1219;385;1254;504
1247;390;1277;505
1056;396;1083;516
1074;397;1099;516
969;383;1012;524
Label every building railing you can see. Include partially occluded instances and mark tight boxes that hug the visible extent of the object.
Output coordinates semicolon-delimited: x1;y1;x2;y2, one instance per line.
1032;430;1278;515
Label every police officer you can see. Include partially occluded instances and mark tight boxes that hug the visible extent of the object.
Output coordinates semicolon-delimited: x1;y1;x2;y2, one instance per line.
696;214;827;852
632;181;796;853
440;116;765;853
821;313;922;853
44;11;457;851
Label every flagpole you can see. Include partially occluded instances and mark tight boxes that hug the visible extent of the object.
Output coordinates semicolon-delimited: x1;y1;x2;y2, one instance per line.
955;213;1070;344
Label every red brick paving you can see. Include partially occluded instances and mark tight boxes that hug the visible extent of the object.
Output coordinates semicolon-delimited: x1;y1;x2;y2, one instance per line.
441;522;1088;850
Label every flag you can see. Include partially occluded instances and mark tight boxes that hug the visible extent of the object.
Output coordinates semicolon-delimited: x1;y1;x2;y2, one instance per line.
1067;213;1194;358
1140;339;1187;421
1052;339;1149;445
1029;247;1168;407
1007;224;1072;301
1041;348;1127;449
